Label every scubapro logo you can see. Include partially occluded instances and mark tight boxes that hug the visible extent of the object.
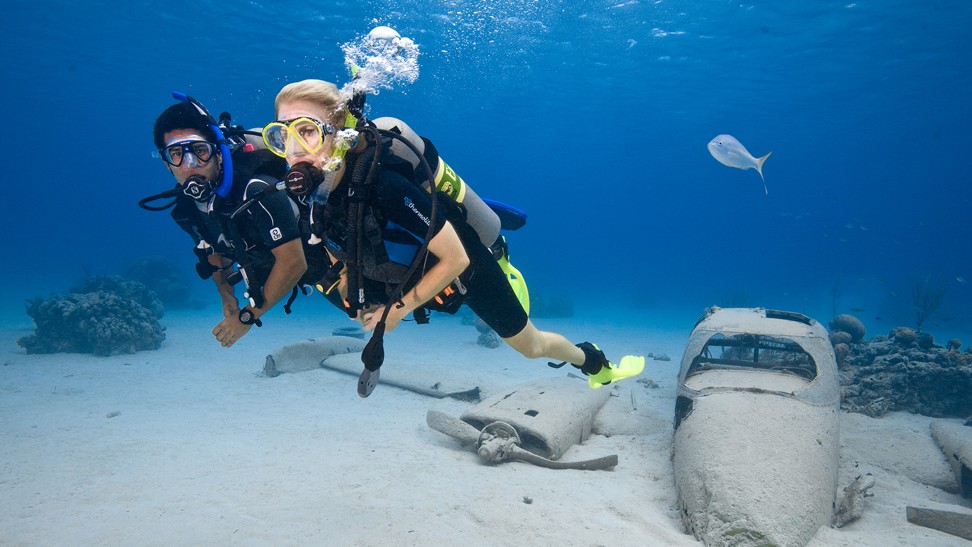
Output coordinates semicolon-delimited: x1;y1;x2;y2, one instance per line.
270;227;283;241
404;196;430;226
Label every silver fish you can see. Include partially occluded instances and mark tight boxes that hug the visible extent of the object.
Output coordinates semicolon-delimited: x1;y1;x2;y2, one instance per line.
707;134;772;194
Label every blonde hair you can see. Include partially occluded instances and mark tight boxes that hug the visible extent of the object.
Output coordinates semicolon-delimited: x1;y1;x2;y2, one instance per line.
274;79;348;126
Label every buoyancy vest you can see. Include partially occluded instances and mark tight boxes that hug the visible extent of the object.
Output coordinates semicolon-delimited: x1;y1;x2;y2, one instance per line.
308;119;505;312
320;178;414;287
317;134;438;307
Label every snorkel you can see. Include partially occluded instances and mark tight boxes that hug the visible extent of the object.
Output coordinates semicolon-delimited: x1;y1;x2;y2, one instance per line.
317;124;359;188
345;64;366;129
171;91;234;198
315;79;364;193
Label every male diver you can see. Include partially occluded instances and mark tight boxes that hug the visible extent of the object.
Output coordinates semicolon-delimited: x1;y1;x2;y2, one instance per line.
264;79;645;396
143;94;318;347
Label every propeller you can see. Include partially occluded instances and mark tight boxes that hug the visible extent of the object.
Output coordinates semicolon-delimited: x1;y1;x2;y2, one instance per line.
426;410;618;471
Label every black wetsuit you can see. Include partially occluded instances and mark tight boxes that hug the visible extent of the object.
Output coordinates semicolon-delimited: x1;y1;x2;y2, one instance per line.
321;154;529;339
170;149;322;300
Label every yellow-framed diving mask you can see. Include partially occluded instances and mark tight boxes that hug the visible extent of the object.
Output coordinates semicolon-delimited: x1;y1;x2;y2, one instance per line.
261;117;335;158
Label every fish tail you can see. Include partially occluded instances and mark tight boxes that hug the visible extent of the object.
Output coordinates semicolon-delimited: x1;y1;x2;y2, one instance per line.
756;151;772;194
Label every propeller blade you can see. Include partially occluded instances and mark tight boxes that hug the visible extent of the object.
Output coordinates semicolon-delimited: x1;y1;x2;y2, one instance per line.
427;410;481;445
509;446;618;471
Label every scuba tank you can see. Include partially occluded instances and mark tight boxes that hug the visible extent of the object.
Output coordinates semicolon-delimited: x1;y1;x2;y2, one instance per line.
372;117;502;249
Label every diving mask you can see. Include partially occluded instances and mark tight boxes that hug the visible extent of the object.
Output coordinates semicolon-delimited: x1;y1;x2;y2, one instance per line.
160;139;217;167
262;117;335;158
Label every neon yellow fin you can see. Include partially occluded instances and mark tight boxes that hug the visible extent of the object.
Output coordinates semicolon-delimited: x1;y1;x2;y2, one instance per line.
494;236;530;314
588;355;645;389
499;257;530;315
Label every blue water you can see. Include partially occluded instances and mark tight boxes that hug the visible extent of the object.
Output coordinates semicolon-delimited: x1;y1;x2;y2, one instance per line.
3;0;970;339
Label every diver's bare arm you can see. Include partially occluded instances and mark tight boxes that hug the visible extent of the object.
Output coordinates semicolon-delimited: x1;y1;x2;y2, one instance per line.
247;238;308;320
209;254;238;319
212;240;307;347
397;221;469;315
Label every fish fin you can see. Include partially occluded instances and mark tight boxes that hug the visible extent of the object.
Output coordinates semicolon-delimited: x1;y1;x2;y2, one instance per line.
756;151;771;194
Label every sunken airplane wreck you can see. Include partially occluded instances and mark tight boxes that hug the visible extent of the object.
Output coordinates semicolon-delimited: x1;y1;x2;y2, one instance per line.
672;307;841;547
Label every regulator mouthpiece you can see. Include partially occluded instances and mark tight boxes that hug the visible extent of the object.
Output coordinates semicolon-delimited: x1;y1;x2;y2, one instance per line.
285;162;326;197
183;174;217;202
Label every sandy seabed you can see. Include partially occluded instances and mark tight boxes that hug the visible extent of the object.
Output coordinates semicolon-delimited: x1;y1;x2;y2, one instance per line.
1;303;970;546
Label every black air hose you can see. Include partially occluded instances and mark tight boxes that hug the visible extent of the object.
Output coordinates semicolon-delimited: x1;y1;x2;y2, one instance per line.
361;128;440;374
345;127;383;317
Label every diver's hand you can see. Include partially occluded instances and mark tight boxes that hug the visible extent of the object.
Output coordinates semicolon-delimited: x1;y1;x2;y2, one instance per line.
359;307;384;332
361;304;407;333
354;304;377;326
213;316;252;348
